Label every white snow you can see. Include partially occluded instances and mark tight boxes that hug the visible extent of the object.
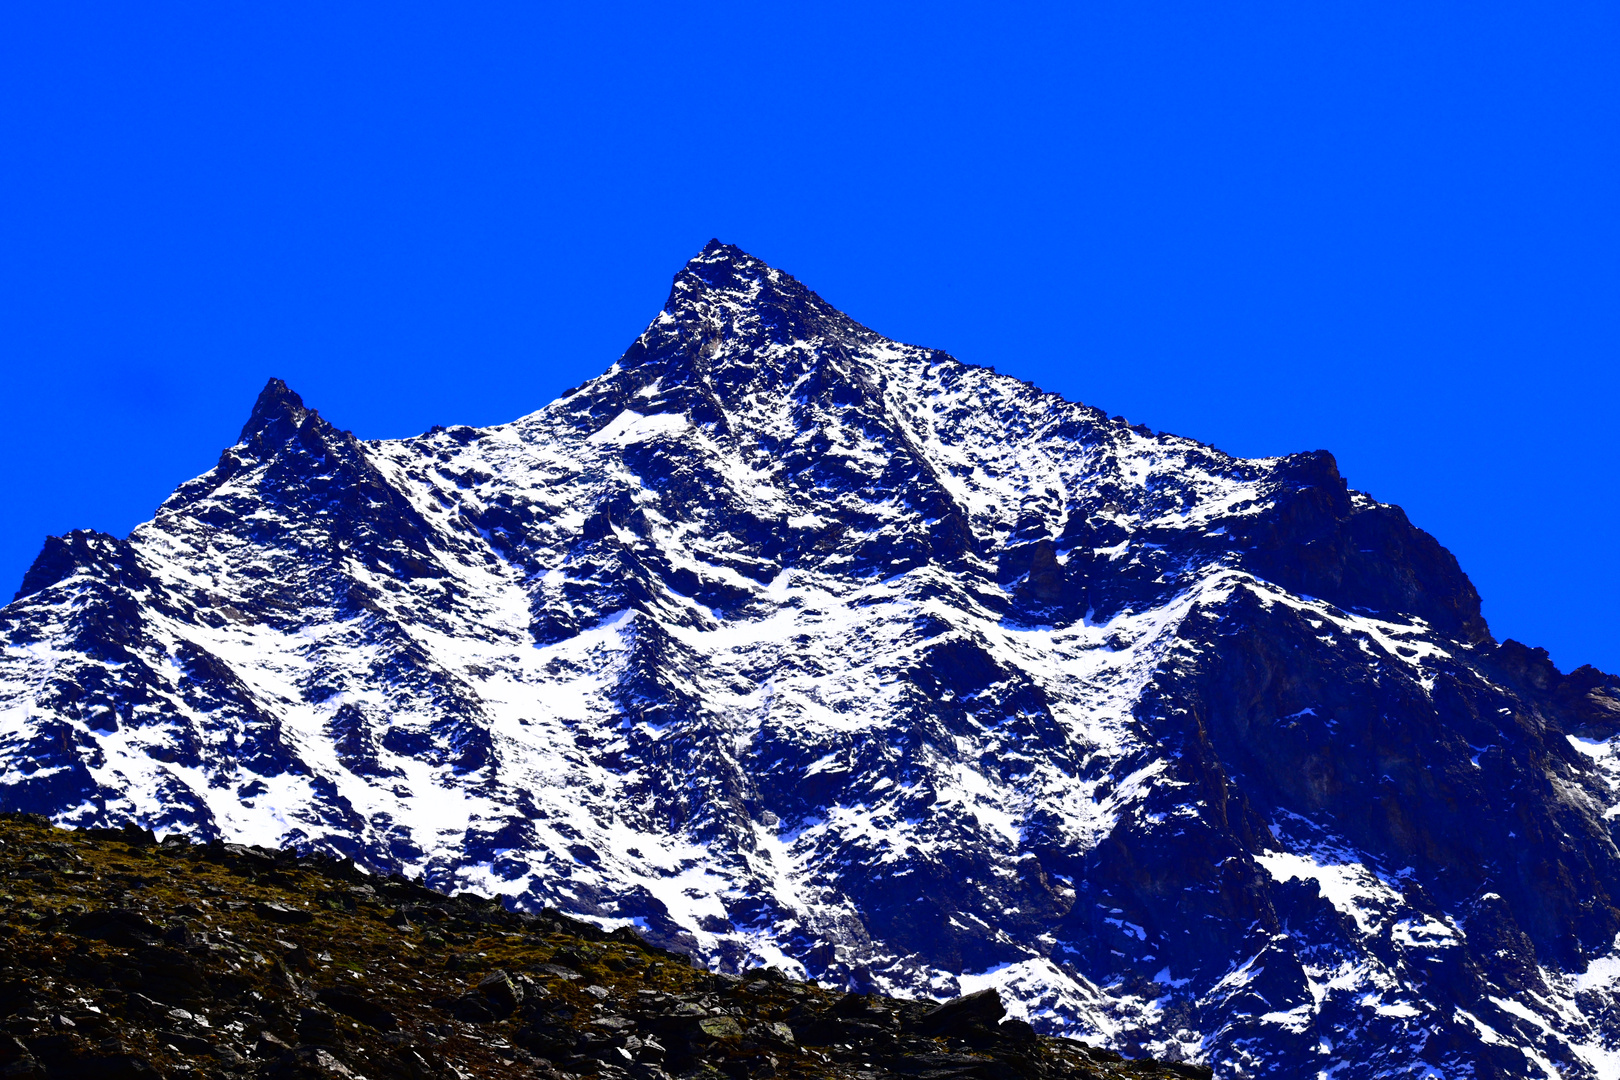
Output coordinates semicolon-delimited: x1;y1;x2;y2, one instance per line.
0;244;1595;1078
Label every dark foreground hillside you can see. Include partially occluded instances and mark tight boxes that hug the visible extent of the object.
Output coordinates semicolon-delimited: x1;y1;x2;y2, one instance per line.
0;815;1207;1080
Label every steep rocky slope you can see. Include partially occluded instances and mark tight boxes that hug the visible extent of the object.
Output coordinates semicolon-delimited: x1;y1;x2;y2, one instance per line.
3;242;1619;1077
0;812;1202;1079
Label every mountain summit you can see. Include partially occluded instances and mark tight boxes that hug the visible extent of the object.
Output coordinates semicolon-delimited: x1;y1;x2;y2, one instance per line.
3;244;1619;1078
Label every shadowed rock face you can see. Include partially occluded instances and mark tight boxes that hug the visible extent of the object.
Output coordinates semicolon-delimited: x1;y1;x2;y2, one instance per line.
2;241;1618;1078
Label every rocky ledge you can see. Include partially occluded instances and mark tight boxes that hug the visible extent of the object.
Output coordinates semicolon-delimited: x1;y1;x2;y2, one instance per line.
0;814;1209;1080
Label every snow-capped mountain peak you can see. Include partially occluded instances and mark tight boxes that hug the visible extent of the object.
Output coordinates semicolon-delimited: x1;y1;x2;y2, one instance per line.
3;243;1618;1079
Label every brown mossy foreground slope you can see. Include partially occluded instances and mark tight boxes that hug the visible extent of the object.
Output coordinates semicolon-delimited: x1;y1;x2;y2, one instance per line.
0;815;1210;1080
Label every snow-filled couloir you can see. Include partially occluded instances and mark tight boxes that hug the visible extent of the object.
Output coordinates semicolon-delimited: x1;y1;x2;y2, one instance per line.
4;242;1620;1079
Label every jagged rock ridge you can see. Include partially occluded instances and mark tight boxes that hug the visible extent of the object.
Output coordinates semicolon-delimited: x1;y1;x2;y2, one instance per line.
3;241;1620;1079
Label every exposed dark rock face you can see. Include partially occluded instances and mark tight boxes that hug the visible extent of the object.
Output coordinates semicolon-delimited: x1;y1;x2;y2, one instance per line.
0;813;1199;1079
1;241;1618;1077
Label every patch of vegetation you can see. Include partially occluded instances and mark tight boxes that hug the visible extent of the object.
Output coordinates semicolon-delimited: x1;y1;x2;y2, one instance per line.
0;814;1209;1079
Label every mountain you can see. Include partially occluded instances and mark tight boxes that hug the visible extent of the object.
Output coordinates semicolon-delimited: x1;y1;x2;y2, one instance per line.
3;241;1619;1079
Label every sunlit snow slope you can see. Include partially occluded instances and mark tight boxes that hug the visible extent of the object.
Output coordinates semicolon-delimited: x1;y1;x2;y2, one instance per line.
5;243;1620;1079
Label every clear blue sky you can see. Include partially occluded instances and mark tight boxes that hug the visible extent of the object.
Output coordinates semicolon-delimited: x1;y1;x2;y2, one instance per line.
2;4;1615;673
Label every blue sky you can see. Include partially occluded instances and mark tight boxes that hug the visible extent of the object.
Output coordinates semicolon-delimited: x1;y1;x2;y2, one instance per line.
1;3;1615;672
